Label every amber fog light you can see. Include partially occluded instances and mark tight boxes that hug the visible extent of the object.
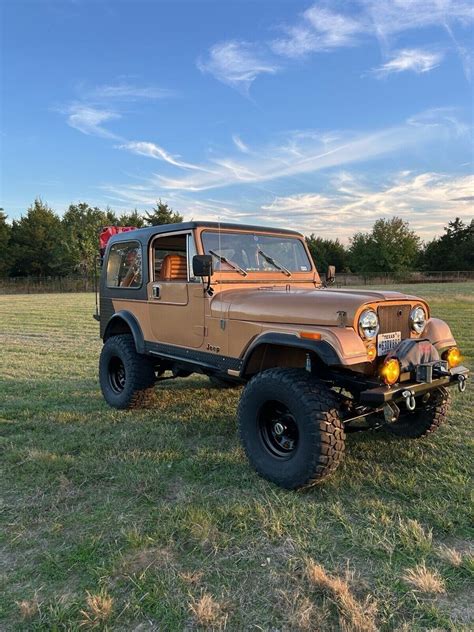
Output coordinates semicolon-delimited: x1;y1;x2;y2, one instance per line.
380;358;400;385
367;344;377;361
444;347;462;368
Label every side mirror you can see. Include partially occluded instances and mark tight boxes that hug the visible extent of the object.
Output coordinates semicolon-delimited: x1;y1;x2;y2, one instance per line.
193;254;213;277
326;265;336;285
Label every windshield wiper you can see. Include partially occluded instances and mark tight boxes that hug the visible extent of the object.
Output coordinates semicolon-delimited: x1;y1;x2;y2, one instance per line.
258;249;291;277
209;250;248;276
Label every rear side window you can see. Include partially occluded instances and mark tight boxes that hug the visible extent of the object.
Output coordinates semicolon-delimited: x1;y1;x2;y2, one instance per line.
106;241;142;288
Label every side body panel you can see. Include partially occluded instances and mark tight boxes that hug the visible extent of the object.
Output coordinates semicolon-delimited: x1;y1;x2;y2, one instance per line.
146;281;205;348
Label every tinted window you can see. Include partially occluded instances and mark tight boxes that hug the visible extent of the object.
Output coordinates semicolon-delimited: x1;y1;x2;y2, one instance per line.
107;241;142;288
201;231;312;273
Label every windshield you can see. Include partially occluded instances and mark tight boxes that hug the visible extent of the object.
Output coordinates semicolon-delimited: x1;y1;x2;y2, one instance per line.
201;231;312;273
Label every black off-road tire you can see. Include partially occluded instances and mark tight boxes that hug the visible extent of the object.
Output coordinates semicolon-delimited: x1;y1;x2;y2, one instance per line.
99;334;157;409
386;387;451;438
208;375;238;389
238;368;345;490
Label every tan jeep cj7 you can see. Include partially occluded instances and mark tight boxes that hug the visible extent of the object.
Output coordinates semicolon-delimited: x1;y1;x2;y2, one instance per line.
96;221;469;489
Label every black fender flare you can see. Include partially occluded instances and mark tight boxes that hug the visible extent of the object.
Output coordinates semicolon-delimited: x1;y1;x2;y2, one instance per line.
240;332;341;376
103;311;145;354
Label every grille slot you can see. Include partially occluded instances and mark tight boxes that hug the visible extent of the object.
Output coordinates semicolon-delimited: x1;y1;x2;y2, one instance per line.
377;304;411;338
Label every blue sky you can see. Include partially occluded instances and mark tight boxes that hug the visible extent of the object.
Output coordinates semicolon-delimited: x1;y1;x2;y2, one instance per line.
1;0;473;241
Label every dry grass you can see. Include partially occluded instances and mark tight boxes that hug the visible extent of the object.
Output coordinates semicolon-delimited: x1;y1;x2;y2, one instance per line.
398;518;433;554
180;570;204;585
17;597;40;620
189;592;227;629
306;559;377;632
287;595;317;631
402;563;446;595
435;545;463;567
119;546;174;577
80;591;114;627
283;591;332;631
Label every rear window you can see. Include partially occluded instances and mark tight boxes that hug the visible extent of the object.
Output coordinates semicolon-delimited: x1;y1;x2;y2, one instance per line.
106;241;142;288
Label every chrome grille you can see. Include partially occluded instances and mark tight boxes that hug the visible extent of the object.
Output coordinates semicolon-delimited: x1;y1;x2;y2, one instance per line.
377;304;411;338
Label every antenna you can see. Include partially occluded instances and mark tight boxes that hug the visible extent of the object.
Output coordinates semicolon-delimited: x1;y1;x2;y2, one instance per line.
217;215;222;272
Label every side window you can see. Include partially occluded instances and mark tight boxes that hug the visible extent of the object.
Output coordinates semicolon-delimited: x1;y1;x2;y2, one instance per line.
153;233;190;282
107;241;142;288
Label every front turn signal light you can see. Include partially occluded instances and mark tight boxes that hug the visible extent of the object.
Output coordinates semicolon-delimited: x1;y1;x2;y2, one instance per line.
444;347;462;368
299;331;322;340
367;344;377;361
381;358;400;385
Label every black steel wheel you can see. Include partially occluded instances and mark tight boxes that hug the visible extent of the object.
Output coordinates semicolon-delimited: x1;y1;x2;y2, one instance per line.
258;401;299;458
108;356;126;394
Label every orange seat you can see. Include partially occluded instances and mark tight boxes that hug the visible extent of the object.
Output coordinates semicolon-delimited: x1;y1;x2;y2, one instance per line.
159;254;187;281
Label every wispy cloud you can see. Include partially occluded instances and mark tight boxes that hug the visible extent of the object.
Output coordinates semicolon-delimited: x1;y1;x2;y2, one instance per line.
61;80;175;142
444;22;473;81
118;140;212;172
407;106;469;136
372;49;444;77
199;1;473;89
271;6;365;58
88;83;176;100
260;172;474;240
102;170;473;242
232;134;250;153
196;40;279;92
66;105;120;138
361;0;473;39
64;95;469;211
151;112;459;192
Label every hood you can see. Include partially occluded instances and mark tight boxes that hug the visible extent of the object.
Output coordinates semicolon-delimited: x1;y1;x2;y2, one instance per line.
211;286;417;327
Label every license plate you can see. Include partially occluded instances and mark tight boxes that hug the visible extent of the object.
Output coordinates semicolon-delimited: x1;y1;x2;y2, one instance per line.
377;331;401;355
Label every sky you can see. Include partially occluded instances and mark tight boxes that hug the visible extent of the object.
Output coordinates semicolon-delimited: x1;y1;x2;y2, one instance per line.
1;0;473;242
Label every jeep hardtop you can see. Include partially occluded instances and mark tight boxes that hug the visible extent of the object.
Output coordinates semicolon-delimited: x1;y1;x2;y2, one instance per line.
97;221;469;489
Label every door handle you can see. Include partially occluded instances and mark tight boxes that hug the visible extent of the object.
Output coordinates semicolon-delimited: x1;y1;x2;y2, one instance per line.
152;285;160;299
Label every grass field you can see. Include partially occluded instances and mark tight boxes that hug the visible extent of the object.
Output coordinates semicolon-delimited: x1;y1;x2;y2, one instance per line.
1;283;473;631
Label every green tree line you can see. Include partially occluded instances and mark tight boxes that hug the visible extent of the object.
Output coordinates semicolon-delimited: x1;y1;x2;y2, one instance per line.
307;216;473;275
0;199;182;278
0;200;472;278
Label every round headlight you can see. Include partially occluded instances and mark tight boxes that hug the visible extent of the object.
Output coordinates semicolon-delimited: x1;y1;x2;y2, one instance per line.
358;309;379;339
410;306;426;334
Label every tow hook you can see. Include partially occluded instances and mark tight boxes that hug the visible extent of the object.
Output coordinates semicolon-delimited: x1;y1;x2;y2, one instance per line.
458;374;467;393
402;389;416;411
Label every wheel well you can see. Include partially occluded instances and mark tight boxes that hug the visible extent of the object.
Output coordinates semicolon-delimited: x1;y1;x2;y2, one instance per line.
243;343;325;377
103;317;132;341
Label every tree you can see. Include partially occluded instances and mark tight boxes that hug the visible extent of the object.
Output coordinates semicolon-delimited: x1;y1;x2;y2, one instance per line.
349;217;421;278
144;200;183;226
0;209;12;276
118;209;146;228
9;199;65;276
61;202;115;276
422;218;474;271
306;235;349;272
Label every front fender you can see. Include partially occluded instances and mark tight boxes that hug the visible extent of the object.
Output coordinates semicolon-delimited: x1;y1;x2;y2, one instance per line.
422;318;456;353
240;331;342;377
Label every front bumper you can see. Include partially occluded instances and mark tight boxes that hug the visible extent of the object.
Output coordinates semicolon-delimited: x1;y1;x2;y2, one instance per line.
360;365;469;405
